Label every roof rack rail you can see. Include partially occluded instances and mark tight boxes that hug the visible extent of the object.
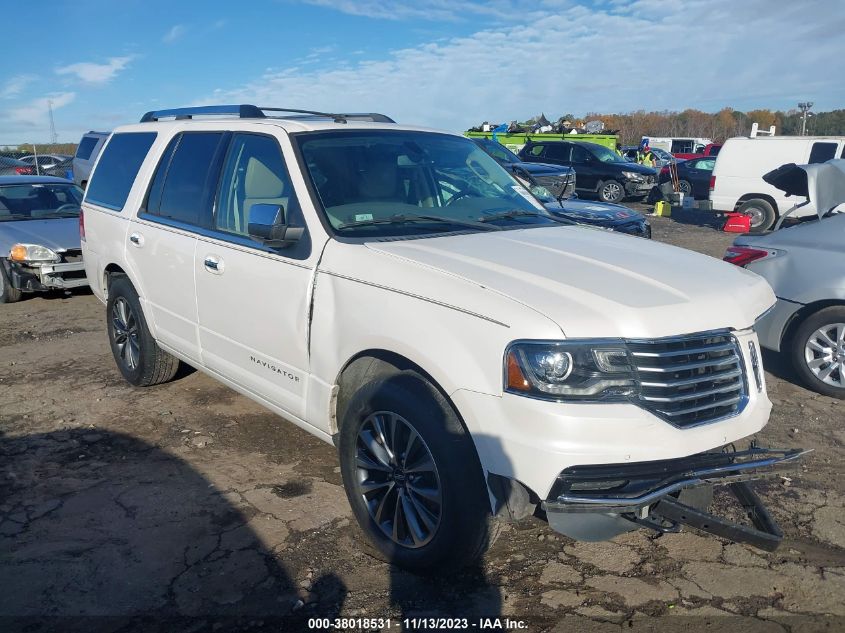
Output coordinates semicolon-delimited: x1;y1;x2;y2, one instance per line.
139;104;395;124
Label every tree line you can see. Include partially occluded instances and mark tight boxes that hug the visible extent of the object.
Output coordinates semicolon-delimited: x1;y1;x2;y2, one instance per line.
583;108;845;145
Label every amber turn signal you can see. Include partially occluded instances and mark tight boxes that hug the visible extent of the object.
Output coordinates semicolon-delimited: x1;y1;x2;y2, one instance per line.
9;244;28;262
506;351;531;391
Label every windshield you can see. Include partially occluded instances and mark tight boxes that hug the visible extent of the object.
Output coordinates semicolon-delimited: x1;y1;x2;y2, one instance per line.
474;139;521;164
592;144;626;164
296;130;559;237
0;183;83;221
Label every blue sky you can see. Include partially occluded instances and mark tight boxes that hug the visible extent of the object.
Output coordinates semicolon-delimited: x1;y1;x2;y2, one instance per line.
1;0;843;144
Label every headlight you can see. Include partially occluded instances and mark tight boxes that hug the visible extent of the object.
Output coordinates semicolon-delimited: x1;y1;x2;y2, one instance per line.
9;243;61;263
505;340;638;401
621;171;644;181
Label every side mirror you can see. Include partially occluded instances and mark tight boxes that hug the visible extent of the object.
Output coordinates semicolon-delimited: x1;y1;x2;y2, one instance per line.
247;204;304;248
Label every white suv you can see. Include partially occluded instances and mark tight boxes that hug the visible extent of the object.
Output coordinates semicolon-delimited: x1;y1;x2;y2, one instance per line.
82;105;803;572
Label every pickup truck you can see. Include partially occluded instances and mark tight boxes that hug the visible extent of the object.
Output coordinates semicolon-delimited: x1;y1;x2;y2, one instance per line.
81;104;803;573
674;143;723;161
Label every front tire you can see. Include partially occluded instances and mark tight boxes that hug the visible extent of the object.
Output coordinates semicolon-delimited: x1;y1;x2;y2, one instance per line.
790;307;845;399
338;372;493;573
598;179;625;203
678;179;693;195
0;259;22;304
106;276;179;386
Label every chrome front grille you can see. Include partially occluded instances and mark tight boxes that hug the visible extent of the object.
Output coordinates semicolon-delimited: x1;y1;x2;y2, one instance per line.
627;331;747;428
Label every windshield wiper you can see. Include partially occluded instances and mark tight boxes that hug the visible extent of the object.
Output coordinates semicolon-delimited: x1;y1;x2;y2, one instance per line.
337;213;502;231
480;209;576;226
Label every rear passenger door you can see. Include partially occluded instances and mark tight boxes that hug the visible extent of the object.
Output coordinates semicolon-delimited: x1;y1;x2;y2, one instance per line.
194;132;314;420
128;131;228;363
568;143;599;192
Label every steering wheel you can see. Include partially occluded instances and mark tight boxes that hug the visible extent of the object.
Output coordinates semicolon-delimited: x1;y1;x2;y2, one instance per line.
446;192;473;206
54;204;78;214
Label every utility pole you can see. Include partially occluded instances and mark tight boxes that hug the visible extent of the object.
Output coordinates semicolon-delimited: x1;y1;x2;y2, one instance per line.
798;102;813;136
48;99;58;144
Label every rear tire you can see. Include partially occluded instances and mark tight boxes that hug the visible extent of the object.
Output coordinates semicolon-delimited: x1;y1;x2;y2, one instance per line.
738;198;776;232
106;276;179;386
790;307;845;399
338;371;494;573
0;259;22;304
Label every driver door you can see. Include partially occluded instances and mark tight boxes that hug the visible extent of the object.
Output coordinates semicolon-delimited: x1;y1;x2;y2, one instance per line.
194;131;316;420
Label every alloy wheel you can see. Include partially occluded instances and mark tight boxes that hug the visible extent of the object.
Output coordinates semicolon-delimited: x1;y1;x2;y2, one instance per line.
745;206;765;228
804;322;845;388
601;182;623;202
355;411;442;548
111;297;140;371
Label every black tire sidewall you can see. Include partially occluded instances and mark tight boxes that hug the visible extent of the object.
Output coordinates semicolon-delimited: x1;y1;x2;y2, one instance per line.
0;258;21;304
338;372;490;573
106;277;155;386
679;180;692;195
790;307;845;399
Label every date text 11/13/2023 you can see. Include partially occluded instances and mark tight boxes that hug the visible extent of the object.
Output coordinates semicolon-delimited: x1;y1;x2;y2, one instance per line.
307;617;529;630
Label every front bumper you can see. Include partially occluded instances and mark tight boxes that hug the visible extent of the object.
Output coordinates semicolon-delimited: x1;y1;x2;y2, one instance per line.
543;445;806;551
624;177;656;196
9;260;88;291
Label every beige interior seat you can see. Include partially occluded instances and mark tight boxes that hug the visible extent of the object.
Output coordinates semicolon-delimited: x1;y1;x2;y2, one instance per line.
243;157;289;226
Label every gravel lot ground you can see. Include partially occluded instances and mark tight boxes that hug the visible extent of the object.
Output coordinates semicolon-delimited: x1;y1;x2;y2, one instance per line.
1;212;843;632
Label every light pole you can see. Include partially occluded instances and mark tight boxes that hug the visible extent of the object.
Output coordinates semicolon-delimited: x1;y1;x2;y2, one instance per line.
798;102;813;136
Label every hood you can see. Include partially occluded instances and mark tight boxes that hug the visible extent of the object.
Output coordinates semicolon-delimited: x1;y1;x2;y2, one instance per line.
365;226;775;339
763;159;845;220
549;198;643;222
614;161;656;175
509;161;574;176
0;217;81;255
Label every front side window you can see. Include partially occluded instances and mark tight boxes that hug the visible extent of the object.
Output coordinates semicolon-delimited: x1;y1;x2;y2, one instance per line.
145;132;225;226
215;134;299;236
85;132;156;211
0;183;83;221
296;130;556;237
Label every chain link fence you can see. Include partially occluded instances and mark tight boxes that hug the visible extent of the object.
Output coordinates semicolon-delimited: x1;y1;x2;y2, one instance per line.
1;143;77;179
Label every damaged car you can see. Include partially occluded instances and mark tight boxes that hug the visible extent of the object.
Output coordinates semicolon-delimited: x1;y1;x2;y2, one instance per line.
725;160;845;399
0;176;88;303
83;105;803;572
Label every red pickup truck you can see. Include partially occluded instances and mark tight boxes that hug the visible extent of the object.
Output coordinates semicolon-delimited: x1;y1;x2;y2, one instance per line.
673;143;722;160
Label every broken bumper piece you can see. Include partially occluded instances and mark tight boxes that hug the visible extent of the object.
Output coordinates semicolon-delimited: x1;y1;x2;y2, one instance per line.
542;446;807;551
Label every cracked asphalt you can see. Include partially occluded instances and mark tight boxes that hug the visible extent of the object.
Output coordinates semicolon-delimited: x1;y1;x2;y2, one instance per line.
1;213;843;632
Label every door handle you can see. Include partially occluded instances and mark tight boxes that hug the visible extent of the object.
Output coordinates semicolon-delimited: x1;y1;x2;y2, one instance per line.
204;255;224;274
129;232;143;247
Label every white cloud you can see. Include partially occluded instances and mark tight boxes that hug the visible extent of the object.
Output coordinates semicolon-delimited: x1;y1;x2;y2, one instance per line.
55;56;135;85
208;0;844;130
163;24;186;43
1;74;37;99
0;92;76;129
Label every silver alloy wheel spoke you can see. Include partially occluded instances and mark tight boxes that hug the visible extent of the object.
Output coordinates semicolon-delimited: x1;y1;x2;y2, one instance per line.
355;410;442;548
112;298;139;370
805;322;845;388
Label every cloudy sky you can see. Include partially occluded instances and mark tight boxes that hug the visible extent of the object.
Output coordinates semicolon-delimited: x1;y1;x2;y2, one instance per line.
1;0;843;143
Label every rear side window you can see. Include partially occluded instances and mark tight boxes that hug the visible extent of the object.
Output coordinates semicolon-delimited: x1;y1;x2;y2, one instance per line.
85;132;156;211
75;136;101;160
145;132;225;226
544;144;570;161
809;142;837;164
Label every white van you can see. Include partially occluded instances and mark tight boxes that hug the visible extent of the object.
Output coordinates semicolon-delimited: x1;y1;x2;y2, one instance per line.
710;136;845;231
